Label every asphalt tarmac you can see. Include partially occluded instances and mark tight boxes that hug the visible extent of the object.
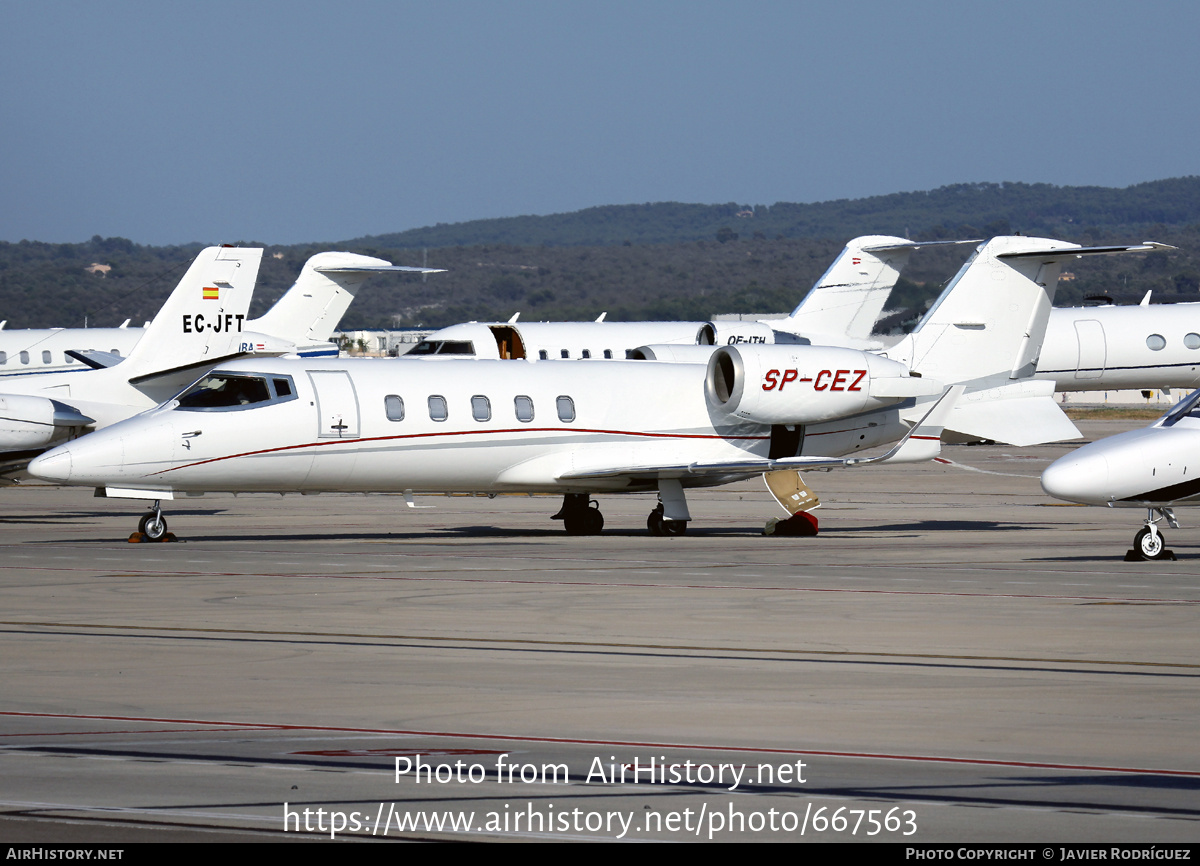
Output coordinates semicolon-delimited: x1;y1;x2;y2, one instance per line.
1;420;1197;843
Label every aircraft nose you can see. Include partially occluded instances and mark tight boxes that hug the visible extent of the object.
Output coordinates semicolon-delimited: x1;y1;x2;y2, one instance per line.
28;448;72;483
1041;449;1110;505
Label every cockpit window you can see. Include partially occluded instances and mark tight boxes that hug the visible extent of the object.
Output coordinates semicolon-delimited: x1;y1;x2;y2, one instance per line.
409;340;475;356
176;373;295;411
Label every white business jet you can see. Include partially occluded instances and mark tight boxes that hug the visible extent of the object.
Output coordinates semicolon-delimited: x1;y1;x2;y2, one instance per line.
1041;389;1200;559
406;236;975;362
0;248;440;475
28;236;1148;540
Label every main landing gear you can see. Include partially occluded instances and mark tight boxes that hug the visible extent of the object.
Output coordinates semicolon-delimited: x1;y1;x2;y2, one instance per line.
647;502;687;536
1127;507;1177;561
131;500;176;543
552;494;604;536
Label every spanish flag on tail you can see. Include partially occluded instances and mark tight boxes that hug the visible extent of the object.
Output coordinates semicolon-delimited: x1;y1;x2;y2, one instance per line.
202;285;219;300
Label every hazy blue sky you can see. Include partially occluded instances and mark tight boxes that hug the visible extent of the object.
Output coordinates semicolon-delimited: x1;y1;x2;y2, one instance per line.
3;0;1198;246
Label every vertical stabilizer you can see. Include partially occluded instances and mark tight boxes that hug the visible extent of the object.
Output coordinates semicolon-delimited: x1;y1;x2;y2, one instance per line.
122;246;263;381
249;252;444;348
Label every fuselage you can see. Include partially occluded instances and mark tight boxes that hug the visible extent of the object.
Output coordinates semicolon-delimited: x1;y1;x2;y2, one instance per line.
1035;303;1200;391
28;357;909;496
0;328;141;377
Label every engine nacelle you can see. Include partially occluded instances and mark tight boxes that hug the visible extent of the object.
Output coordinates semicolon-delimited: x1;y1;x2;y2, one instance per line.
697;321;781;346
0;395;94;450
628;344;718;362
705;345;939;425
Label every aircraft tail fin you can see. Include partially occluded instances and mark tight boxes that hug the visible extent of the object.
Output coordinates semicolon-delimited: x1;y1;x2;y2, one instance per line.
885;238;1168;388
779;236;979;344
122;246;263;383
249;252;444;348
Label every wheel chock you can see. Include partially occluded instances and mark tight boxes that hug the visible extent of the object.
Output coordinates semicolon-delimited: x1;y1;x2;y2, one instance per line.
128;532;179;543
763;511;819;537
1124;548;1176;562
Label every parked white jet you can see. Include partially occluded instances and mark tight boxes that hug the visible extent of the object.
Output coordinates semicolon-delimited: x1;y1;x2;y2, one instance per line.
406;236;974;362
1041;389;1200;559
29;236;1140;540
0;248;439;475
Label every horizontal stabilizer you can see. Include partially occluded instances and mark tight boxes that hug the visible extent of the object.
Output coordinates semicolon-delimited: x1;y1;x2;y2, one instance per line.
940;396;1081;446
64;349;125;370
315;264;446;275
997;242;1173;260
861;238;982;253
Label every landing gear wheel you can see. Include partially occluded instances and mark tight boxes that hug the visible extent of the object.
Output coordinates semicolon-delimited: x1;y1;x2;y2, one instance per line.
138;513;168;541
1134;526;1165;560
647;505;687;536
563;504;604;536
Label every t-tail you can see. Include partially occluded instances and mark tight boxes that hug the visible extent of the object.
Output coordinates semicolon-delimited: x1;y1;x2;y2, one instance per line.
248;252;444;353
777;236;978;346
886;236;1169;444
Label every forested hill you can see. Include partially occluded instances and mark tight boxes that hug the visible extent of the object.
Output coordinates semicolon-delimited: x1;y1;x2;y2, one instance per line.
351;177;1200;249
3;177;1200;330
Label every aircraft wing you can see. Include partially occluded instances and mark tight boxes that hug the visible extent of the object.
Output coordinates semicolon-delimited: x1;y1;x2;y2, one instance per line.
559;386;963;482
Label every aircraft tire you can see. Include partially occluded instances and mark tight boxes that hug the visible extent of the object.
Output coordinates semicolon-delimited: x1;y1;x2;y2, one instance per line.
564;506;603;536
139;513;168;541
662;519;687;535
647;508;664;536
1134;527;1165;560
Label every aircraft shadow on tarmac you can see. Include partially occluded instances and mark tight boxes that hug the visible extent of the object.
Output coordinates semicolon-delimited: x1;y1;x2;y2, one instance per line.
31;519;1055;544
820;519;1038;533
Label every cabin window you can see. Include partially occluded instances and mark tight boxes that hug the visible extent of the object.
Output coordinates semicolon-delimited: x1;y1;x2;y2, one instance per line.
42;351;52;364
556;395;576;423
273;378;292;397
428;395;448;421
65;354;74;363
514;395;534;422
1147;334;1167;351
581;349;591;359
385;395;405;421
1186;333;1200;350
471;395;491;422
20;351;29;365
560;349;570;359
603;350;612;359
0;351;7;364
538;350;548;360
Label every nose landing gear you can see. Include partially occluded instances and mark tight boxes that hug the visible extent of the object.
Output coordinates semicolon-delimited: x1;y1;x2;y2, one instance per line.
1126;507;1177;561
131;500;177;543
